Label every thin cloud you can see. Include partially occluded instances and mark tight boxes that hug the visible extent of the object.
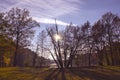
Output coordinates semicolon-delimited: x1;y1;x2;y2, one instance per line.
0;0;82;18
33;17;69;26
0;0;81;26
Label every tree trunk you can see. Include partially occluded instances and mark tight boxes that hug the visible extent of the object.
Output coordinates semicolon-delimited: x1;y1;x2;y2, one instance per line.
33;53;37;67
104;48;110;65
13;38;19;67
88;53;91;67
109;43;114;65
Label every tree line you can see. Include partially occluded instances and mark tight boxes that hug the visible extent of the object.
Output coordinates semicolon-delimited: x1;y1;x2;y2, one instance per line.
0;8;120;68
0;8;51;67
44;12;120;69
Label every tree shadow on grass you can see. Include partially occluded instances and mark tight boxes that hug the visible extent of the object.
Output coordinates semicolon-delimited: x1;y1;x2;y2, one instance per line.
45;68;66;80
69;67;120;80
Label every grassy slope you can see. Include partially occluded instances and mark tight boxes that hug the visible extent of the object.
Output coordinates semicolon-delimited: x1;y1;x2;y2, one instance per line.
0;66;120;80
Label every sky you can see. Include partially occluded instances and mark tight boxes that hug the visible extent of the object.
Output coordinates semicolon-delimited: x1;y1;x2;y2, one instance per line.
0;0;120;59
0;0;120;26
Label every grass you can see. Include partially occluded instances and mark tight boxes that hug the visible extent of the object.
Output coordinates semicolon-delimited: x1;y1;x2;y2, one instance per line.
0;67;49;80
0;66;120;80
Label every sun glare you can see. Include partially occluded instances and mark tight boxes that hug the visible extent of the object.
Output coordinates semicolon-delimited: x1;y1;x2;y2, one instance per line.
54;34;62;42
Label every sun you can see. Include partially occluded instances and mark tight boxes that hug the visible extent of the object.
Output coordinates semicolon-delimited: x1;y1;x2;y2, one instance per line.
53;34;62;42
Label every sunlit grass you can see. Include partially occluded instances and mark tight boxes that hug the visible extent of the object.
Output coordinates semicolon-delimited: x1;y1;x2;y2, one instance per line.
0;66;120;80
0;67;46;80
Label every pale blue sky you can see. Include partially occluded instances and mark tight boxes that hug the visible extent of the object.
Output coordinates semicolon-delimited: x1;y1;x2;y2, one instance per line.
58;0;120;25
0;0;120;26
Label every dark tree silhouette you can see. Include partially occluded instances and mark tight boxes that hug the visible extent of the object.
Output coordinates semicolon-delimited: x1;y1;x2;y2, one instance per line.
4;8;40;66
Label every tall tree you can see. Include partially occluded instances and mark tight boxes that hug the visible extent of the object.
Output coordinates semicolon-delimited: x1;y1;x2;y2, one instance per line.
92;21;107;66
81;21;93;66
91;12;120;66
37;30;47;67
47;22;83;68
98;12;120;65
4;8;40;66
33;30;48;67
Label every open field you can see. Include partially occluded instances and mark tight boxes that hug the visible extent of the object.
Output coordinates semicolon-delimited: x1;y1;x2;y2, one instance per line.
0;66;120;80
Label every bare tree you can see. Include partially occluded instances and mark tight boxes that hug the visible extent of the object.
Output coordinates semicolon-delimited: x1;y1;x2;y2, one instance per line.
36;30;47;67
81;21;96;66
98;12;120;65
32;44;39;67
47;21;84;69
91;12;120;66
4;8;40;66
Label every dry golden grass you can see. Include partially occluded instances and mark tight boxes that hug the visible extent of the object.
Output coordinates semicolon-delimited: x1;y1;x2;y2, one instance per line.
0;66;120;80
